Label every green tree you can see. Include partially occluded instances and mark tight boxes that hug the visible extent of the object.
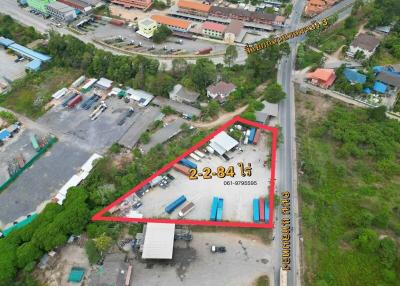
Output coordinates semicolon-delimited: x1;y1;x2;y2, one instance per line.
94;233;112;256
140;132;151;144
203;100;220;118
190;58;217;92
85;239;101;265
171;58;188;79
263;82;286;103
224;45;238;67
16;242;42;269
0;240;17;285
152;25;172;43
352;228;379;253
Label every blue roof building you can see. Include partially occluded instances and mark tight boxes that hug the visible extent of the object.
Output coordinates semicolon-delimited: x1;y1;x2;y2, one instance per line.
0;129;11;141
363;87;371;94
344;68;367;84
26;59;42;71
373;81;387;93
0;37;15;47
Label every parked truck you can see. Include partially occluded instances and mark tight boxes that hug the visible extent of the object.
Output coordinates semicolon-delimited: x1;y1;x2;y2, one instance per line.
178;202;195;218
210;197;219;221
180;158;197;169
259;197;265;222
253;198;260;223
165;195;187;214
216;198;224;221
253;128;261;145
173;164;190;176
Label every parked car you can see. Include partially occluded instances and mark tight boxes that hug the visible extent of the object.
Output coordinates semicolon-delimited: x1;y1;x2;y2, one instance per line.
210;245;226;253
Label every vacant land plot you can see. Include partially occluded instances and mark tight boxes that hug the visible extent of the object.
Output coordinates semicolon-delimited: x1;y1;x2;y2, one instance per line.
0;67;81;119
0;49;26;81
132;232;273;286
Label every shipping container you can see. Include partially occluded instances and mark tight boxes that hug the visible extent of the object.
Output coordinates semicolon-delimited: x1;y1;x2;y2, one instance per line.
62;92;78;107
110;19;125;26
210;197;219;221
195;47;212;55
165;195;187;214
248;128;256;144
265;199;270;222
189;153;201;161
259;197;265;222
253;198;259;222
178;202;195;218
216;198;224;221
30;134;39;151
194;150;206;158
180;158;197;169
173;164;190;176
253;128;261;145
206;146;215;154
68;95;82;108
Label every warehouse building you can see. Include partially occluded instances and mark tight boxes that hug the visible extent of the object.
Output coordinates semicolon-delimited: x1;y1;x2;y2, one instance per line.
57;0;92;13
151;14;193;32
95;77;113;90
27;0;55;15
209;131;238;156
224;20;244;44
46;1;77;22
126;88;154;107
141;223;175;259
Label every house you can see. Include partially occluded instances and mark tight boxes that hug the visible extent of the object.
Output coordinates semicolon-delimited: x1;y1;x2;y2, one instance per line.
224;20;244;44
177;0;211;17
376;70;400;90
201;21;226;39
207;81;236;102
347;33;380;59
306;68;336;88
255;101;278;123
169;84;199;104
373;81;387;93
304;0;338;16
151;14;192;32
111;0;152;10
343;68;366;85
137;18;158;38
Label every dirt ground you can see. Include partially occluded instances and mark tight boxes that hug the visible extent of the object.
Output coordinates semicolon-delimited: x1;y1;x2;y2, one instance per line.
295;89;335;123
39;244;91;286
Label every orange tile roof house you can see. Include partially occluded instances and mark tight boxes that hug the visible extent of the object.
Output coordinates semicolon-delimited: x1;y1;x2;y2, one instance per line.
177;0;211;16
111;0;152;10
151;14;192;32
307;68;336;88
304;0;339;16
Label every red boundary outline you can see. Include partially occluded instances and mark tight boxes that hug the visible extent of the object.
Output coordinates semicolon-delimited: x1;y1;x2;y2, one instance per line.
92;116;277;229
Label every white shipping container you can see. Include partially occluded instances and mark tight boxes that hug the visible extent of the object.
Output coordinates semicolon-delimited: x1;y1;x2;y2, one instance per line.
194;150;206;158
189;153;201;161
206;146;215;154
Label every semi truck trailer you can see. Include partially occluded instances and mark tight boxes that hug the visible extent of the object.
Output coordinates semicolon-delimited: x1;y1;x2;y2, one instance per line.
173;164;190;176
210;197;219;221
178;202;195;218
216;198;224;221
253;128;261;145
165;195;187;214
248;128;256;144
180;158;197;169
253;198;260;222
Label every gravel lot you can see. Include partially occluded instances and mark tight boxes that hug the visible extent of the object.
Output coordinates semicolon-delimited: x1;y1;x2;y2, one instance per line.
0;48;26;82
127;132;272;223
132;231;273;286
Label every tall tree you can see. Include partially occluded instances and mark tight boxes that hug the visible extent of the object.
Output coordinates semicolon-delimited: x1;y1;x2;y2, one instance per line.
224;45;238;67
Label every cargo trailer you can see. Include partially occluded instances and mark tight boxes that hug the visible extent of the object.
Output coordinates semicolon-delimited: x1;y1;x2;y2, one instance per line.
178;202;195;218
68;95;82;108
216;198;224;221
189;153;201;161
165;195;187;214
265;199;270;222
173;164;190;176
194;150;206;158
195;47;212;55
253;198;260;222
248;128;256;144
62;92;78;107
180;158;197;169
206;146;215;154
253;129;261;145
210;197;219;221
259;197;265;222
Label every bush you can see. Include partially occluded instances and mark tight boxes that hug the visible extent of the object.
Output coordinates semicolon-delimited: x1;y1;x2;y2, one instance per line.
85;239;101;265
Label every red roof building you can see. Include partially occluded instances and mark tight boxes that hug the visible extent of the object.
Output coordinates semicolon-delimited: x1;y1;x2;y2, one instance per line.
201;21;226;39
307;68;336;88
111;0;152;11
151;14;192;32
177;0;211;17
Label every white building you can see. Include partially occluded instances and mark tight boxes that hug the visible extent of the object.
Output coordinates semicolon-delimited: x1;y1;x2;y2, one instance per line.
137;18;158;39
347;33;380;59
46;1;77;23
169;84;199;104
209;131;239;155
142;223;175;259
95;77;113;90
126;88;154;107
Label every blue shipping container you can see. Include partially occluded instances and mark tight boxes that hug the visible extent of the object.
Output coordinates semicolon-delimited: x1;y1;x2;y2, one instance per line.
253;198;260;222
216;198;224;221
180;158;197;169
265;199;270;222
210;197;219;221
165;195;187;214
248;128;256;144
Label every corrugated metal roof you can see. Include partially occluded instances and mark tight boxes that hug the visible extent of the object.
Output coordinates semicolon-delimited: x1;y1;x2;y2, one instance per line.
9;43;51;62
209;131;238;155
343;68;366;84
151;14;192;30
0;37;15;47
142;223;175;259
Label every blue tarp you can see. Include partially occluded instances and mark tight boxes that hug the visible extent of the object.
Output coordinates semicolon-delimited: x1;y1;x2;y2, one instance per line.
344;68;367;84
373;81;387;93
363;87;371;94
0;129;11;141
373;66;384;73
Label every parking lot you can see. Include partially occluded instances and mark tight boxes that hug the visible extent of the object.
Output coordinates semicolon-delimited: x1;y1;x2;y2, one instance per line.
132;231;273;286
121;131;271;223
0;48;26;82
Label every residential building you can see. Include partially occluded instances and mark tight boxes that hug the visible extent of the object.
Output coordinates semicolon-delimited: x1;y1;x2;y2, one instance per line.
373;81;387;93
207;81;236;102
137;17;158;38
111;0;153;10
376;71;400;90
255;101;278;123
347;33;380;59
27;0;55;14
201;21;226;39
169;84;199;103
46;1;77;22
151;14;192;32
57;0;92;13
304;0;339;17
306;68;336;88
177;0;211;17
343;68;366;85
224;20;243;44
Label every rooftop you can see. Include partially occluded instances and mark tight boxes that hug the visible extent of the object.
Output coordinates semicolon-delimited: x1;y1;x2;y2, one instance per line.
202;21;226;33
151;14;192;30
47;1;76;12
343;68;366;84
351;33;380;52
142;223;175;259
169;84;199;102
178;0;211;13
307;68;336;82
209;131;239;155
224;20;243;36
376;70;400;88
207;81;236;96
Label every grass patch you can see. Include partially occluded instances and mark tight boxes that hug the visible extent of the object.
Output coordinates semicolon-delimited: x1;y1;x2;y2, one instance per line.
254;275;269;286
191;226;272;245
0;110;18;125
296;43;324;70
0;67;81;119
